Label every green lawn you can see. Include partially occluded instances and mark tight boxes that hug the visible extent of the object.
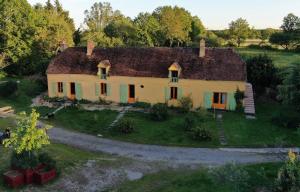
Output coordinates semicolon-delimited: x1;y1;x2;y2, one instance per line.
0;143;111;191
236;48;300;68
109;111;219;147
38;100;300;148
0;78;46;113
0;118;15;131
46;107;119;135
223;100;300;147
117;163;282;192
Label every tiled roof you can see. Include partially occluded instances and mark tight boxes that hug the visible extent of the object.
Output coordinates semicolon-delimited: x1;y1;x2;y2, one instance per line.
47;47;246;81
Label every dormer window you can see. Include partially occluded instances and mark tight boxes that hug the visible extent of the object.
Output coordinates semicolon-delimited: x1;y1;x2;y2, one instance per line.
168;62;181;83
101;68;107;79
97;60;111;80
171;71;178;82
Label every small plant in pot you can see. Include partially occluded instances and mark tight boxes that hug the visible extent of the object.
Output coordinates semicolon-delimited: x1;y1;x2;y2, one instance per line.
3;109;52;185
34;152;57;185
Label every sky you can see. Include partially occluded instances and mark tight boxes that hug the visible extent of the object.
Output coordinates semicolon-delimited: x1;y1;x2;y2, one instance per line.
28;0;300;30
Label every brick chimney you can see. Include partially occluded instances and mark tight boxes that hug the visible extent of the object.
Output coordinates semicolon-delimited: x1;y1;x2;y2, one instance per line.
87;40;95;56
199;39;205;58
60;40;68;51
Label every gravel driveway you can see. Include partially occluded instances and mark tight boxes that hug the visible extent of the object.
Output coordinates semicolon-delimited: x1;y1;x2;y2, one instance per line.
48;127;292;166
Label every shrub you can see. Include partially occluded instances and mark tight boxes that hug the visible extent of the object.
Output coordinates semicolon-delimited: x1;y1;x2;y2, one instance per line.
39;152;56;171
0;80;18;97
210;163;250;192
150;103;169;121
271;109;300;129
114;119;135;134
183;113;197;131
275;150;300;192
234;88;245;111
11;151;39;169
132;102;151;109
178;96;193;113
190;126;212;141
0;70;7;79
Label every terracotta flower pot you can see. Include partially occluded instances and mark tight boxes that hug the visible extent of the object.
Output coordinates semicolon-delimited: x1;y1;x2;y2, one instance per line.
34;168;56;185
3;170;24;188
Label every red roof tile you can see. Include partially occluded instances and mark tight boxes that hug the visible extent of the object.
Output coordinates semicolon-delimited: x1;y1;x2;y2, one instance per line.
46;47;246;81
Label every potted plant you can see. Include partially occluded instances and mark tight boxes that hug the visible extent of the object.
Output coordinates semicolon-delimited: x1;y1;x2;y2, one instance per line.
34;152;57;185
3;110;51;185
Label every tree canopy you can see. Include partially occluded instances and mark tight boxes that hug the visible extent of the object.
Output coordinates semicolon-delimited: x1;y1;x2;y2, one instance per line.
0;0;75;75
228;18;250;47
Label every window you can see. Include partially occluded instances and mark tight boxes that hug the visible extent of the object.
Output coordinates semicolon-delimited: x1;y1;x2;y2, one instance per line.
170;87;178;99
170;71;178;82
101;68;107;79
213;92;227;104
70;83;75;95
57;82;63;93
101;83;107;95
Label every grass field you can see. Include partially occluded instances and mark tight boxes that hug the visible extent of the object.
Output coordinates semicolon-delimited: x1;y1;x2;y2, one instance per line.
236;48;300;68
32;99;300;148
110;110;219;147
223;100;300;147
117;163;282;192
45;107;119;135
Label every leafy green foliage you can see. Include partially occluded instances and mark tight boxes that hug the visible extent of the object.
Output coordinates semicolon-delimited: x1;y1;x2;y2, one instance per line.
0;0;75;75
114;119;135;134
183;113;197;131
3;109;51;154
178;95;193;113
211;164;250;192
190;126;212;141
275;151;300;192
150;103;169;121
11;151;39;169
0;80;18;97
246;54;278;95
234;88;245;111
228;18;250;47
39;152;57;171
278;63;300;111
132;102;151;109
271;107;300;129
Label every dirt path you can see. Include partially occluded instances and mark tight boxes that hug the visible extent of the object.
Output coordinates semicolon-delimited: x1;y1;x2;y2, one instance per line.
48;127;292;166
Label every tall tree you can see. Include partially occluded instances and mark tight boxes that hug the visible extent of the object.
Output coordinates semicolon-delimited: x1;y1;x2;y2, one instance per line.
0;0;36;73
189;16;206;42
281;13;300;32
134;13;162;46
228;18;250;47
153;6;193;47
84;2;122;32
278;63;300;111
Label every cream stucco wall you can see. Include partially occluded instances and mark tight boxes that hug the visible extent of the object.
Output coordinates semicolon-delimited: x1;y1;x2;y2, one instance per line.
47;74;246;109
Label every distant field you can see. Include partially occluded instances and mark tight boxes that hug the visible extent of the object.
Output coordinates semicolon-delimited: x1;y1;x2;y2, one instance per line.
236;48;300;68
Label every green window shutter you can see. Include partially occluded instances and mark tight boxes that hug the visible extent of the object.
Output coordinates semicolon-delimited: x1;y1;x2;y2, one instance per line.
203;92;212;109
119;84;128;103
107;83;111;96
164;87;170;101
63;82;67;97
227;93;237;111
95;83;100;96
168;71;172;78
75;83;82;100
178;88;183;99
51;82;56;97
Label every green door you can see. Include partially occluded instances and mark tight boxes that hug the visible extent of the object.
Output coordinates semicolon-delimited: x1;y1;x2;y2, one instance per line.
120;84;128;103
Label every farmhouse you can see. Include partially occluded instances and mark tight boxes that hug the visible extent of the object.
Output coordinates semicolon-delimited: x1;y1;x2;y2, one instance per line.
46;40;254;113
